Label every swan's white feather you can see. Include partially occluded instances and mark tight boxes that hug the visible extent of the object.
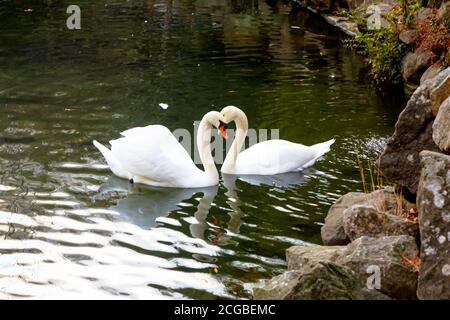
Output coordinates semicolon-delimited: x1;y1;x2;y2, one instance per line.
93;140;129;179
109;125;203;187
229;138;335;175
94;125;217;188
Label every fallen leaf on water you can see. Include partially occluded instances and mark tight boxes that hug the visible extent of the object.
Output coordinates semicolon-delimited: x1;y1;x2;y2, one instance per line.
212;215;221;225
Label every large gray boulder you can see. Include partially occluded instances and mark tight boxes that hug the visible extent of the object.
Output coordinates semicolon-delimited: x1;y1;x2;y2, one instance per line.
321;189;417;245
343;204;419;241
432;97;450;152
366;4;392;30
417;151;450;299
321;192;367;245
399;29;419;45
430;72;450;116
420;61;447;84
287;236;419;299
340;236;419;300
287;245;346;270
378;67;450;194
253;262;390;300
401;48;434;85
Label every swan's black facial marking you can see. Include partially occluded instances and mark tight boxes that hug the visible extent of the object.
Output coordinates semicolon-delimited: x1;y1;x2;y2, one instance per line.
219;120;228;130
129;178;134;184
218;120;228;139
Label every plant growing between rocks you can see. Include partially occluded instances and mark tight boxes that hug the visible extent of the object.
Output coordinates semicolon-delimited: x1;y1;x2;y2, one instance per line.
345;28;407;86
355;156;417;222
415;13;450;61
343;1;449;87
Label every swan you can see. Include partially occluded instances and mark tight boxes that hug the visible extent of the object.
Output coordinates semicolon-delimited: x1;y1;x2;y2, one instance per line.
218;106;335;175
93;111;228;188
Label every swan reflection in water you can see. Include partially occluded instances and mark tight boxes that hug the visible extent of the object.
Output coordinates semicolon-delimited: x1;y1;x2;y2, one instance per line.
220;169;315;240
97;169;315;240
97;176;218;230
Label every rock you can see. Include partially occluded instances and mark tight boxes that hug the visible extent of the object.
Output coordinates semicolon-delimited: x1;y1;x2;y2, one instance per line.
430;72;450;116
432;97;450;152
325;15;359;36
417;151;450;299
343;204;419;241
343;0;397;10
378;67;450;194
366;4;392;30
399;29;420;45
415;7;434;24
322;189;417;244
302;0;332;11
401;48;434;84
340;236;419;299
287;245;346;270
321;192;367;245
420;61;447;84
253;270;305;300
253;262;390;300
287;236;419;299
437;1;450;24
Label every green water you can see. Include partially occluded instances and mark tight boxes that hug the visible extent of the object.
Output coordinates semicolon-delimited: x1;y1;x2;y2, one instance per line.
0;0;404;299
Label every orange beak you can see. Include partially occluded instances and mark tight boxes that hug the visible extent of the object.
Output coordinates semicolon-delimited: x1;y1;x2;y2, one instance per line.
218;120;228;139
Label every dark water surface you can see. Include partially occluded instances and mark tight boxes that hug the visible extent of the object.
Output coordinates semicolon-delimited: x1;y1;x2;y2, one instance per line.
0;0;403;299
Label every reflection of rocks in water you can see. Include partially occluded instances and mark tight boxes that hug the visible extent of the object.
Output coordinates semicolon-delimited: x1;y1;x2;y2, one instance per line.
0;223;36;240
230;0;259;14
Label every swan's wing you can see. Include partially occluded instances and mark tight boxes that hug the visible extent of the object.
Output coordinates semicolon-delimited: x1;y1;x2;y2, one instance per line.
119;125;167;138
110;125;200;186
235;140;318;175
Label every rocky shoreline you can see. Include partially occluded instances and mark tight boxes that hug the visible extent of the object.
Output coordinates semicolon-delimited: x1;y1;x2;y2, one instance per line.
290;0;450;91
253;67;450;299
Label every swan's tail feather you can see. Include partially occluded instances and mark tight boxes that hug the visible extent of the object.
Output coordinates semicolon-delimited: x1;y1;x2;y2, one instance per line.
93;140;112;163
302;138;336;168
313;138;335;155
93;140;128;179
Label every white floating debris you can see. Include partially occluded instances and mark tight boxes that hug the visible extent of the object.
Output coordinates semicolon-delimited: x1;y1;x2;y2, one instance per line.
0;185;16;191
159;103;169;110
290;25;301;29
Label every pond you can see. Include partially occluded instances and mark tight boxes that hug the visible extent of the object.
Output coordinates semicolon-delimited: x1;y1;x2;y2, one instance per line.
0;0;404;299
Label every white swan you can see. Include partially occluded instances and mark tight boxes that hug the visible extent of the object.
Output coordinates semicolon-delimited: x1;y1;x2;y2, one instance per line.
218;106;335;175
93;111;227;188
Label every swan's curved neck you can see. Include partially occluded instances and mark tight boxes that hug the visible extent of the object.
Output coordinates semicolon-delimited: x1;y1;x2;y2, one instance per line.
197;118;219;182
222;110;248;173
